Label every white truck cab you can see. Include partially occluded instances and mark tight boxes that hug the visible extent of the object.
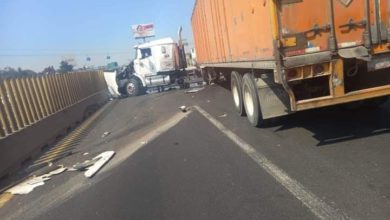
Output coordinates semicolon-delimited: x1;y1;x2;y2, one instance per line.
134;38;177;76
117;37;187;97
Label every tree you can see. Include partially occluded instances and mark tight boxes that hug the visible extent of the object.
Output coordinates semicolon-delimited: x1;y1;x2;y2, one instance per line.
42;66;56;75
59;61;73;73
0;67;37;79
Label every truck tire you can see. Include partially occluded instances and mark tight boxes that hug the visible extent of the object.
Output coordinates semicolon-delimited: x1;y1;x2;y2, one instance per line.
126;78;144;97
231;71;246;116
242;73;263;127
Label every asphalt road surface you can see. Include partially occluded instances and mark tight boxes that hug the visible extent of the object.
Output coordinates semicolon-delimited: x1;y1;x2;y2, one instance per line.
1;83;390;220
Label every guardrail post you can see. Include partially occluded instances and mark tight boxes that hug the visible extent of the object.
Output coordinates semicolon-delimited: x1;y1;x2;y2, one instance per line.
45;75;55;112
66;74;75;105
53;74;65;110
0;81;11;137
40;76;54;115
26;77;43;120
16;78;34;125
31;76;47;118
47;75;61;112
0;80;17;133
4;79;23;130
58;74;69;108
62;74;72;107
10;79;28;128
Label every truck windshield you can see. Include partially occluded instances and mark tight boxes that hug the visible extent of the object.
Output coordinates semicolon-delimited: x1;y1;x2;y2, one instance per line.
140;48;152;59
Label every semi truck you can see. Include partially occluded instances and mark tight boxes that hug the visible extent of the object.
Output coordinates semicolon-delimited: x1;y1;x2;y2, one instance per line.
192;0;390;127
116;31;188;97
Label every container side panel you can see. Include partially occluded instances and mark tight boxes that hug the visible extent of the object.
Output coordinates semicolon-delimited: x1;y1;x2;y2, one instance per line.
191;0;275;65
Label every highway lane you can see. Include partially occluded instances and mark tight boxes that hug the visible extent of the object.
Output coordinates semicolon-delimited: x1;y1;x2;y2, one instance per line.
1;84;390;219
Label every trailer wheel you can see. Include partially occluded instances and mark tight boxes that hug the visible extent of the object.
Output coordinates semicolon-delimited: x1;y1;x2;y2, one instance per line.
242;73;263;127
126;78;143;97
231;71;246;116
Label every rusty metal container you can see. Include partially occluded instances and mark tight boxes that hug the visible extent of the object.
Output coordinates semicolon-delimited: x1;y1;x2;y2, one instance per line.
193;0;390;65
192;0;274;65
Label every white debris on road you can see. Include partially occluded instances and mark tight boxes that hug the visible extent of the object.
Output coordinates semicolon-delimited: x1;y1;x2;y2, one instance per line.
84;151;115;178
186;87;204;94
179;106;189;113
101;131;111;138
218;113;228;118
6;167;67;195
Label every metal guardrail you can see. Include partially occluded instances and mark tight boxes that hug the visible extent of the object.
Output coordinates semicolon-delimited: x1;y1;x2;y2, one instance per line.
0;71;107;138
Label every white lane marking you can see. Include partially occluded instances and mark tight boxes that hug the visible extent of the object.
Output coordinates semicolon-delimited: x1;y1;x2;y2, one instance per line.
194;106;349;220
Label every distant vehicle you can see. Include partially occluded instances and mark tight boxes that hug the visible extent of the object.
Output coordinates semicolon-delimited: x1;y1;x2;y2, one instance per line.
192;0;390;127
116;36;188;97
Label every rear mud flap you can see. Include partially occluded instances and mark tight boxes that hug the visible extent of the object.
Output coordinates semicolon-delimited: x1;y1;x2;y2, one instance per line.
338;46;370;61
255;76;291;120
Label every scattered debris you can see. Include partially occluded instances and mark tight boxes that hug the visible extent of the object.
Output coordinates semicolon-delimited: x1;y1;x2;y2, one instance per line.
70;160;96;171
179;106;189;113
101;131;111;138
186;87;204;94
84;151;115;178
218;113;228;118
83;152;89;156
6;167;67;195
140;141;148;145
69;151;115;178
7;151;116;195
33;163;61;176
207;100;211;103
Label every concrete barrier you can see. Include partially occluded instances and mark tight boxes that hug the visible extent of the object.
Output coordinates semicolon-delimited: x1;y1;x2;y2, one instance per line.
0;71;108;179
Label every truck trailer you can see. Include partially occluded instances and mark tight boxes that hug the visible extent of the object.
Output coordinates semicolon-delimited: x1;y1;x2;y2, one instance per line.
192;0;390;127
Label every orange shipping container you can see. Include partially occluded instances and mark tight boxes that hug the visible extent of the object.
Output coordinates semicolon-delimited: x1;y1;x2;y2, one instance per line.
193;0;390;64
192;0;274;65
192;0;390;127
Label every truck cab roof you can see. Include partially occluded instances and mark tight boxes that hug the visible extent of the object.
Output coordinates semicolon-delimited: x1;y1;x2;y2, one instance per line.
135;38;175;49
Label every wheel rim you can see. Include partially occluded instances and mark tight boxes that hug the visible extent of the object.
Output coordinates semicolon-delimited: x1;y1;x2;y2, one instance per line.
127;82;135;95
232;80;240;108
243;85;254;117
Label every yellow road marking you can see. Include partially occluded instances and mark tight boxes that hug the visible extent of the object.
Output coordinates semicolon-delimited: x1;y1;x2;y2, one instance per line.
0;193;13;208
43;146;72;156
35;150;73;163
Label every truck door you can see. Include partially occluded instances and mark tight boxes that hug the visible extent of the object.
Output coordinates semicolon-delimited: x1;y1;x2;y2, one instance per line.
279;0;390;59
333;0;390;57
333;0;368;50
134;48;156;76
278;0;332;57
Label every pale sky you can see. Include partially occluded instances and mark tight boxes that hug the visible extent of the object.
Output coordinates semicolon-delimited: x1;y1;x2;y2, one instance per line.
0;0;195;71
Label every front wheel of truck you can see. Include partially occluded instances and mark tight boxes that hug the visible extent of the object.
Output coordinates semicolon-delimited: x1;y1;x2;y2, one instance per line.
126;78;144;97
